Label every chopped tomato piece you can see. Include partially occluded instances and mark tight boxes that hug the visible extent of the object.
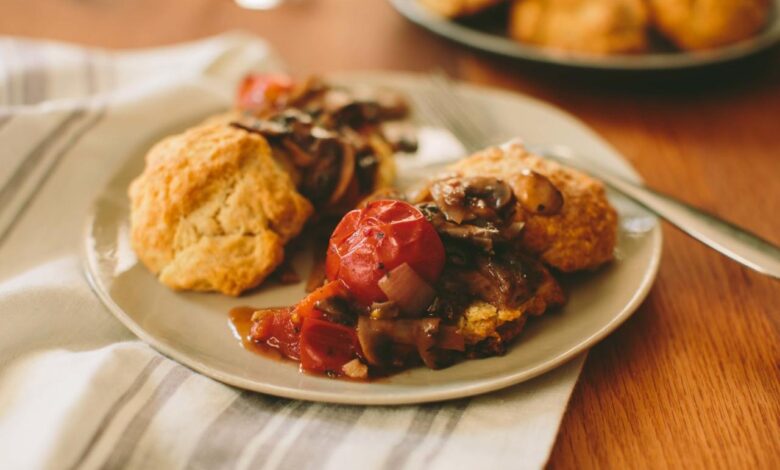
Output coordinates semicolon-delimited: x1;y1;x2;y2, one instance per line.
237;74;294;113
250;308;300;361
293;280;351;321
299;317;359;374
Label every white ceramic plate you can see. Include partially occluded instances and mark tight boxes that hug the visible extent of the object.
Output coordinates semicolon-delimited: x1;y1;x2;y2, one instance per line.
390;0;780;71
83;72;662;405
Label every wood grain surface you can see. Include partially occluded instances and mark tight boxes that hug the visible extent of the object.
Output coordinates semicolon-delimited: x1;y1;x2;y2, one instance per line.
2;0;778;467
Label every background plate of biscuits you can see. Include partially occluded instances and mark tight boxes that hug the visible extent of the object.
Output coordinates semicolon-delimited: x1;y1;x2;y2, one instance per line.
391;0;780;70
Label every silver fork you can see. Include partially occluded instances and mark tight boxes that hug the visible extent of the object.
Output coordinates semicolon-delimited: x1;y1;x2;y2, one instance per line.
412;71;780;280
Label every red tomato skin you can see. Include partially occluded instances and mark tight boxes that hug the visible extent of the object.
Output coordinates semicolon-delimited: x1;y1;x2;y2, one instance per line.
293;280;350;321
237;74;294;113
299;317;359;374
250;308;301;361
325;200;445;306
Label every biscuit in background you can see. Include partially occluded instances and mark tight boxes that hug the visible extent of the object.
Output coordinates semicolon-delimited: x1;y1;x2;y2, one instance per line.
509;0;650;54
648;0;772;50
420;0;505;18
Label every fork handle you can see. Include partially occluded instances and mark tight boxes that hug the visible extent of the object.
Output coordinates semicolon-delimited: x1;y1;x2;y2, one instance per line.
587;166;780;279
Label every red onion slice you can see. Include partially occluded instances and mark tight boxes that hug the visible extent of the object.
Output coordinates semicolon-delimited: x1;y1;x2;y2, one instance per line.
377;263;436;317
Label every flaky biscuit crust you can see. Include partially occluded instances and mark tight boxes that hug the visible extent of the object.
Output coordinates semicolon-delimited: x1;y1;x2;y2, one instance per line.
448;142;618;272
648;0;771;50
129;124;312;296
509;0;650;54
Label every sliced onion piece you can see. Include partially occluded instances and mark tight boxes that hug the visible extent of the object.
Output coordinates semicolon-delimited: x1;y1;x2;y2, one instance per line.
377;263;436;317
328;142;356;205
341;358;368;380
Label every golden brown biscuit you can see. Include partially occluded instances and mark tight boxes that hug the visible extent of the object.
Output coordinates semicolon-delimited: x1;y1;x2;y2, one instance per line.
648;0;771;50
448;142;618;272
129;124;313;296
509;0;650;54
419;0;504;18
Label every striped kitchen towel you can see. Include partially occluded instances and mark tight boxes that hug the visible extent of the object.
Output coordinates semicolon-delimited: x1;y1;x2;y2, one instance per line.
0;33;585;470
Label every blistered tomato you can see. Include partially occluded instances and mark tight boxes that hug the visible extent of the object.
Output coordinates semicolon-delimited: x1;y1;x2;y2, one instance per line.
325;200;445;306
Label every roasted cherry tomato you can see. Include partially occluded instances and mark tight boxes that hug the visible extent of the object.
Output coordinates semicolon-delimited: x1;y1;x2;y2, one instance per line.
237;74;294;113
326;200;445;306
299;317;359;374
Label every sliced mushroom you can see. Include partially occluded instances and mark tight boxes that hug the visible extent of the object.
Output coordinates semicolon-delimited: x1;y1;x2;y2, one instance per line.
502;221;526;240
277;108;314;126
417;202;503;251
516;169;563;215
429;178;468;224
321;89;382;127
429;176;516;224
287;76;326;107
234;76;414;210
373;89;411;120
321;88;354;115
440;223;500;250
313;296;357;326
356;317;398;367
356;317;445;369
465;177;515;215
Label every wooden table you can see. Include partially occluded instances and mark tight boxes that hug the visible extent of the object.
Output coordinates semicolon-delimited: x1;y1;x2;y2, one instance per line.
3;0;778;467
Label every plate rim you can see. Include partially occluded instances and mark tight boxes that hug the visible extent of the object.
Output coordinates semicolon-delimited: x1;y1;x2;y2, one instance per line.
389;0;780;71
82;72;663;405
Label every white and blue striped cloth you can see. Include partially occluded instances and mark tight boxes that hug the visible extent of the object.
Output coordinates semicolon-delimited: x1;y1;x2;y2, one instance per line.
0;33;585;470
